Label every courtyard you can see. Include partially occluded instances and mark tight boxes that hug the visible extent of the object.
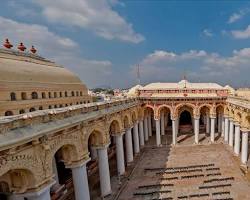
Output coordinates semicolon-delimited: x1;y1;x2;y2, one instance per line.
116;134;250;200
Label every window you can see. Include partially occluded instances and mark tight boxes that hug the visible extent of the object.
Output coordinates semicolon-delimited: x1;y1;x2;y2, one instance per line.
60;92;62;97
80;91;83;96
10;92;16;101
42;92;46;99
29;108;36;112
31;92;38;99
54;105;57;108
19;109;25;114
65;104;68;107
76;102;79;104
54;92;57;98
48;92;52;98
21;92;27;100
5;111;13;116
65;91;68;97
76;91;79;96
71;91;75;96
39;106;43;110
59;104;63;108
49;105;52;109
87;100;90;103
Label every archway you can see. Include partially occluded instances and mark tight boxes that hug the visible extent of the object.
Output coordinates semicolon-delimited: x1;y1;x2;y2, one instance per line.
179;110;192;125
87;130;103;199
51;145;76;199
0;169;35;199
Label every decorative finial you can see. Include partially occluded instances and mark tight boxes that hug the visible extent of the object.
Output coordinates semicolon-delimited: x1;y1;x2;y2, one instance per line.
30;45;37;54
3;38;13;49
17;42;26;51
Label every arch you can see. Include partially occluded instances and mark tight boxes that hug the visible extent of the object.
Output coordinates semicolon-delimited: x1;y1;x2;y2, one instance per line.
131;111;137;124
71;91;75;97
4;111;13;116
109;119;122;135
179;110;192;125
31;92;38;99
216;104;224;114
10;92;16;101
174;103;196;118
235;111;242;123
157;104;172;115
87;128;106;147
198;104;212;115
54;92;57;98
123;115;130;130
0;168;35;193
52;144;78;166
65;91;68;97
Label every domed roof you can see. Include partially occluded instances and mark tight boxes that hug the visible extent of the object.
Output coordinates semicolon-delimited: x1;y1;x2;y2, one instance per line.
0;49;83;84
127;85;142;97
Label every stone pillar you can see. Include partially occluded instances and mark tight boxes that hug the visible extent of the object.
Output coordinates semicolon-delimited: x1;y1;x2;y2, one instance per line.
125;128;133;162
148;115;152;137
210;117;215;142
161;113;165;136
218;114;222;133
234;124;240;156
90;146;98;160
52;157;59;186
155;119;161;146
97;145;112;197
194;117;199;144
139;120;145;146
71;159;91;200
133;122;140;154
221;116;225;137
172;119;177;145
115;133;125;175
224;117;229;143
144;118;149;141
229;119;234;147
8;195;24;200
241;131;249;164
176;118;179;135
24;183;53;200
206;114;210;134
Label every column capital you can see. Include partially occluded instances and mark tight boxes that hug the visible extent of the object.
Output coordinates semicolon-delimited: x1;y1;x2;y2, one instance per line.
22;180;55;198
93;142;110;150
66;158;91;169
111;131;125;137
193;115;200;120
241;128;249;133
234;122;240;126
224;115;229;118
210;115;216;119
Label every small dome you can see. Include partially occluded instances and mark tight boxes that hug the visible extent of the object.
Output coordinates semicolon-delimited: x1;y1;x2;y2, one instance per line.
127;85;142;97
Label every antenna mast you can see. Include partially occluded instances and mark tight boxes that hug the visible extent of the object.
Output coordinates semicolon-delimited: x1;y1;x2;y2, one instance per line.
137;64;141;85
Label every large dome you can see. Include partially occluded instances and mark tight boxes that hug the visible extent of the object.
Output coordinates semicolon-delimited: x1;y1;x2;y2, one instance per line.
0;49;82;84
0;48;91;116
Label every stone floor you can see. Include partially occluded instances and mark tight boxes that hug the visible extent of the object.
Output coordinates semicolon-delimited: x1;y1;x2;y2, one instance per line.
116;133;250;200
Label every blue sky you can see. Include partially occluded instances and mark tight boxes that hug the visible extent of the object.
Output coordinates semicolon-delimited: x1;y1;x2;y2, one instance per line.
1;0;250;88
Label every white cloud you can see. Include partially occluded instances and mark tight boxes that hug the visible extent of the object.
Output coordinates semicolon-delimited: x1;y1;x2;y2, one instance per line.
228;8;249;24
203;29;213;37
231;25;250;39
0;16;113;87
30;0;144;44
131;49;250;87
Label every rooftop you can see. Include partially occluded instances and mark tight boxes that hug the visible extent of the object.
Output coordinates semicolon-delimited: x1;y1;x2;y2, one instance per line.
141;80;225;90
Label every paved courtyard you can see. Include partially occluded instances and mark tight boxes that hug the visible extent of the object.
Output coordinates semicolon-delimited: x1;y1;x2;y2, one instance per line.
117;135;250;200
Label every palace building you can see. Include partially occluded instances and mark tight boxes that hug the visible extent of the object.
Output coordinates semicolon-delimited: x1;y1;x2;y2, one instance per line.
0;42;249;200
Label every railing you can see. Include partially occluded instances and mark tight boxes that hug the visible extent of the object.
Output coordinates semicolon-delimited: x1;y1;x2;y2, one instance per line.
227;96;250;109
0;97;139;134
